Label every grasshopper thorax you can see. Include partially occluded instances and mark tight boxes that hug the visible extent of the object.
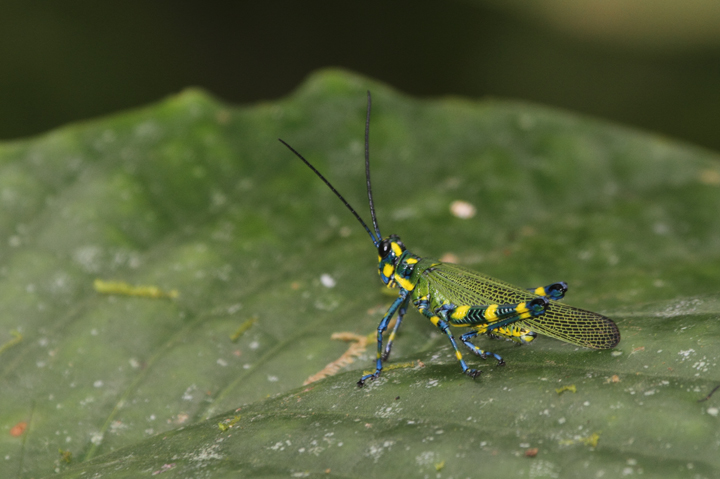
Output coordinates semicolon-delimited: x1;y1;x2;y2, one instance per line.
377;235;406;287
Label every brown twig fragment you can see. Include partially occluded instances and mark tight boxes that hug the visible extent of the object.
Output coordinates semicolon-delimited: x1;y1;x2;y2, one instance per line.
303;332;368;385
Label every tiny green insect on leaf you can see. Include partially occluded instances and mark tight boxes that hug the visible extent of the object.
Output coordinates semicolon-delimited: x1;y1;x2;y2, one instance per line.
280;92;620;387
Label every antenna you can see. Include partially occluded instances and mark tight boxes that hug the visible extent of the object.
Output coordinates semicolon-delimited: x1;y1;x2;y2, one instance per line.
364;91;382;241
279;138;380;246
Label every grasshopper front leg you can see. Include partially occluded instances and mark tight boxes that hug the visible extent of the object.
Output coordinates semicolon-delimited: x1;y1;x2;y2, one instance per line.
382;295;410;361
357;291;409;387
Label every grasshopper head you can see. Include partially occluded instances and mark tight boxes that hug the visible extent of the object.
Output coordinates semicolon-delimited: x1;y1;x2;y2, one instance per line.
377;235;405;287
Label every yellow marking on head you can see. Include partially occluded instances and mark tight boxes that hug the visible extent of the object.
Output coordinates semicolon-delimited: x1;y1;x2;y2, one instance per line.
383;264;394;278
485;304;498;321
455;351;463;360
451;305;471;320
406;257;418;265
394;274;415;291
534;286;546;296
391;242;403;257
378;255;382;263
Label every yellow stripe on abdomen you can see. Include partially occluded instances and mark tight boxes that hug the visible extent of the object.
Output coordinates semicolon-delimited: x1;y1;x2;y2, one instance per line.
451;305;470;320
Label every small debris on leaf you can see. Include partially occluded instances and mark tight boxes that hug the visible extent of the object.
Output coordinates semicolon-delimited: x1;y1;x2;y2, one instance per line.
525;448;539;457
450;200;476;219
555;385;577;395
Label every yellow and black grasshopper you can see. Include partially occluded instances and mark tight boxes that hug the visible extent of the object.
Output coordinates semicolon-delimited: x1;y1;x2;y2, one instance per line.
280;92;620;387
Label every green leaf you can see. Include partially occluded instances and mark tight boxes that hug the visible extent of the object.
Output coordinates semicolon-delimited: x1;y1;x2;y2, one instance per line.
1;69;720;478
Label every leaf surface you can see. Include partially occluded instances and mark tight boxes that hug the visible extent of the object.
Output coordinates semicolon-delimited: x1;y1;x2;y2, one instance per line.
0;70;719;478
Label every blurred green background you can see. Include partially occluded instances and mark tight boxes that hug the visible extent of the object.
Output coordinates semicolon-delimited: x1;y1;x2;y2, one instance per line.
2;0;720;151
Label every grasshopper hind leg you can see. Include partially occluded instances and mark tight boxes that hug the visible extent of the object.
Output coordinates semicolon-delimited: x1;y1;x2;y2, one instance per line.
460;331;506;366
441;296;549;371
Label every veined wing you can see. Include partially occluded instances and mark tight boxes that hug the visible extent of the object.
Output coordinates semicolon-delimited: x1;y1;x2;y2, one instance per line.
423;262;620;349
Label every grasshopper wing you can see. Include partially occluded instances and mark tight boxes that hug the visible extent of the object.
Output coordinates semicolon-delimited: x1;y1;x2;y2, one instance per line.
424;262;620;349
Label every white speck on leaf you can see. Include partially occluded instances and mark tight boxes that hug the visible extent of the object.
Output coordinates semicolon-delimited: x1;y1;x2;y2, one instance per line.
320;274;336;288
185;444;223;462
415;450;439;466
450;200;476;219
182;384;197;401
678;349;695;361
90;432;103;446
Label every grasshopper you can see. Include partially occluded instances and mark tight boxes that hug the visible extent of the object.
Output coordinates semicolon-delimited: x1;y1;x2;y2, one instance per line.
280;92;620;387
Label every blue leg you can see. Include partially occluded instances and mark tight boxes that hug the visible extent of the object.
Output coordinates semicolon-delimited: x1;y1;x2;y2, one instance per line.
357;292;408;387
460;331;505;365
426;308;481;379
382;295;410;361
435;317;482;379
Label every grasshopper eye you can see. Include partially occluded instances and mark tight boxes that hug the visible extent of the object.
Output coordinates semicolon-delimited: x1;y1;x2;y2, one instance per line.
378;240;391;259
